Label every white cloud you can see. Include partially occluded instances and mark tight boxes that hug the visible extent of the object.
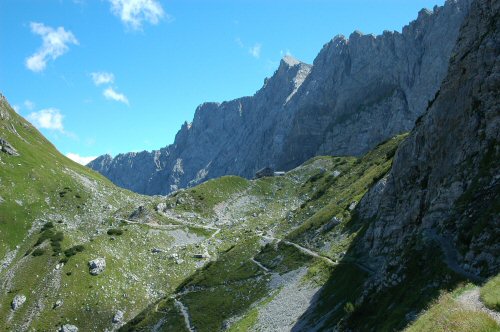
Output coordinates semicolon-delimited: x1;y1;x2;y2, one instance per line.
25;22;79;72
66;153;97;165
24;100;35;110
109;0;166;30
235;37;244;48
280;49;292;57
90;72;115;86
27;108;64;132
249;43;262;59
12;105;20;113
103;87;129;105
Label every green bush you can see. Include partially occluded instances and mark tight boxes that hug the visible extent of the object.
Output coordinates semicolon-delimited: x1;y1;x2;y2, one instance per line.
32;248;46;256
344;302;355;314
64;244;85;258
107;228;124;236
480;274;500;311
41;222;54;232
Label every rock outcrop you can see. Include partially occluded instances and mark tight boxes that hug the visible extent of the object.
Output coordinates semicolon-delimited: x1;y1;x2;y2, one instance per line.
360;0;499;282
89;0;472;195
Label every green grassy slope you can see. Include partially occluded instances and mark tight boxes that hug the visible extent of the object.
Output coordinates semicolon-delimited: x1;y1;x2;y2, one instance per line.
120;135;413;331
0;97;224;331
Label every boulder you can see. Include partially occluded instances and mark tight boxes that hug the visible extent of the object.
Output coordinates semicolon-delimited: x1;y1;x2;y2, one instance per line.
60;324;78;332
113;310;124;323
11;294;26;310
53;299;63;309
88;257;106;275
0;138;19;156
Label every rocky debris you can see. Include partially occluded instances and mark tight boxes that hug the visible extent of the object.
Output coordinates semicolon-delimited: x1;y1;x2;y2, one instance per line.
113;310;124;323
0;138;19;156
151;248;163;253
156;202;167;212
88;1;471;196
53;299;63;309
59;324;78;332
88;258;106;275
11;294;26;310
332;170;341;178
348;201;357;211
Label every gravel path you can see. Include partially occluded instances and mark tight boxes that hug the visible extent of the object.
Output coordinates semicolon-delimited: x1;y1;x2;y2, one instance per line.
458;288;500;324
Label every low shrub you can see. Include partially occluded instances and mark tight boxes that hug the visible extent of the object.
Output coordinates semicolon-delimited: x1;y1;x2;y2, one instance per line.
107;228;124;236
32;248;45;256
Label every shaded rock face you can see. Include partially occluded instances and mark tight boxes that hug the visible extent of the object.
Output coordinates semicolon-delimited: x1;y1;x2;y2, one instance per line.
360;0;499;280
89;0;471;195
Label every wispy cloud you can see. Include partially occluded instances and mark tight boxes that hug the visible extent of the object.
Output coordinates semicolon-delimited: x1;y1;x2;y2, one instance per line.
90;72;115;86
109;0;167;30
27;108;65;132
249;43;262;59
66;153;97;165
24;100;35;111
280;49;292;57
103;87;129;105
235;37;244;48
25;22;79;72
12;105;20;113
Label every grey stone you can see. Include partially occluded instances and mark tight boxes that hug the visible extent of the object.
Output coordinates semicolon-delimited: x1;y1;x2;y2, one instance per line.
11;294;26;310
53;299;63;309
0;138;19;156
112;310;124;323
59;324;78;332
88;257;106;275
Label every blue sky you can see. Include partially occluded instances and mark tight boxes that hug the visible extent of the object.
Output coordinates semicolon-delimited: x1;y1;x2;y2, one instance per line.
0;0;444;164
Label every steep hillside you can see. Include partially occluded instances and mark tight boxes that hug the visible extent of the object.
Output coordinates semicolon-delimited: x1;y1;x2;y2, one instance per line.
89;0;471;195
0;98;233;331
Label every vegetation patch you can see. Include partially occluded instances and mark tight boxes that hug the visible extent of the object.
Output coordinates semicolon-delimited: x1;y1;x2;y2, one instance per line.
405;291;499;332
480;274;500;311
31;248;46;257
107;228;124;236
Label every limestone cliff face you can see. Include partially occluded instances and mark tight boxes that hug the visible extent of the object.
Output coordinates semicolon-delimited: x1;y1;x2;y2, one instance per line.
89;0;471;195
359;0;499;280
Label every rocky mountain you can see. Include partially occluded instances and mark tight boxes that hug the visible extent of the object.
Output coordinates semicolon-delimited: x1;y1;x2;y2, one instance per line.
2;0;499;330
89;0;472;195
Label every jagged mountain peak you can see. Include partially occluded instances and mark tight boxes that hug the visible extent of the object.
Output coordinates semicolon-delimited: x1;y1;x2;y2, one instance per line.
88;0;472;196
281;55;302;67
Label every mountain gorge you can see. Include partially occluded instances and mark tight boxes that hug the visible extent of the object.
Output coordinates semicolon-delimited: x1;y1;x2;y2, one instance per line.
1;0;499;331
89;0;471;195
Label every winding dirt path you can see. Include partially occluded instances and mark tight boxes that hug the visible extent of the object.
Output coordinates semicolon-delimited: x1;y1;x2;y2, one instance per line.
458;288;500;324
